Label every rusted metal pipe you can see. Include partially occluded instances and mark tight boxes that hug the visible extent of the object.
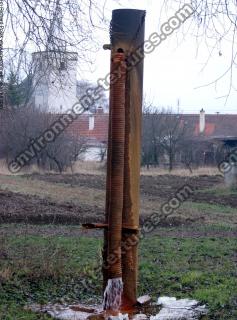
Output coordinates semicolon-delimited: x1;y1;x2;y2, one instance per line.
122;47;144;308
110;9;146;307
103;9;146;309
85;9;145;311
106;52;127;279
103;50;113;291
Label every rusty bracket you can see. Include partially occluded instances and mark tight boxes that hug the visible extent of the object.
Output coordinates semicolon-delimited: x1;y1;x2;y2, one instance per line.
82;223;139;233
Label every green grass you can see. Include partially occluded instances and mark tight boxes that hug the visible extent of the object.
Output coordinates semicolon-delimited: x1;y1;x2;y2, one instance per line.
183;201;237;214
139;236;237;317
181;201;237;230
0;229;236;319
198;186;237;196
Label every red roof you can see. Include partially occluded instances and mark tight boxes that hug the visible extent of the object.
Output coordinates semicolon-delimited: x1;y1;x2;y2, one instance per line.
67;113;109;143
194;122;215;136
183;114;237;139
67;113;237;143
1;111;237;144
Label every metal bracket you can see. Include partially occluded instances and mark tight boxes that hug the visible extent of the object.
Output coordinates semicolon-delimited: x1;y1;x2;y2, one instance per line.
82;223;139;233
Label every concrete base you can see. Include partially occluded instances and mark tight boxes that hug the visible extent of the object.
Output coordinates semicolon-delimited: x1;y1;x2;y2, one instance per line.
151;297;207;320
25;304;94;320
27;297;207;320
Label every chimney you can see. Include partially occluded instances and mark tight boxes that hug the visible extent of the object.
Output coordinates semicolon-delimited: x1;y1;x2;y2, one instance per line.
97;106;104;114
199;108;205;134
89;115;95;131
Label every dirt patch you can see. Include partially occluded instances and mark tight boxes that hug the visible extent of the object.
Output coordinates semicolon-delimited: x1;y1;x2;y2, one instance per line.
26;173;236;207
26;172;224;196
0;224;236;239
190;193;237;207
1;173;236;226
0;190;104;225
24;173;106;190
150;227;237;239
140;174;223;198
0;189;196;227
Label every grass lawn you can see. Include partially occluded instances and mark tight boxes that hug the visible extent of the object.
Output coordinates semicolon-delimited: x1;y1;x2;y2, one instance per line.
198;185;237;196
0;226;236;319
0;173;236;319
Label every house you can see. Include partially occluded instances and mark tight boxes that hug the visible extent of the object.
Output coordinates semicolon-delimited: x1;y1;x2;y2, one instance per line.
179;110;237;166
65;107;109;161
65;108;237;164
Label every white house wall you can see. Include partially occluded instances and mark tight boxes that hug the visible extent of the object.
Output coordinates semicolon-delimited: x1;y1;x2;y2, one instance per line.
32;51;78;113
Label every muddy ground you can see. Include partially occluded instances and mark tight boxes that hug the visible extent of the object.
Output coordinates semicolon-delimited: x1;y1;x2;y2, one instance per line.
23;172;237;207
0;189;105;224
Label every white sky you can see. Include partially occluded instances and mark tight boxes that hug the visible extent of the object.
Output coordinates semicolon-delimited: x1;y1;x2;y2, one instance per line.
5;0;237;114
82;0;237;114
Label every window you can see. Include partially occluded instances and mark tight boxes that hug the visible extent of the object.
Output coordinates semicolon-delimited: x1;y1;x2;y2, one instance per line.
59;61;66;70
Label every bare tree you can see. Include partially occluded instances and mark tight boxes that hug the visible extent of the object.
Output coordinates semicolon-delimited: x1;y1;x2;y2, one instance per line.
142;106;190;171
45;134;87;173
0;106;48;162
159;111;190;171
97;143;107;163
180;140;195;173
0;106;88;172
77;80;108;113
162;0;237;101
142;106;165;169
3;1;115;113
4;0;111;69
3;49;54;113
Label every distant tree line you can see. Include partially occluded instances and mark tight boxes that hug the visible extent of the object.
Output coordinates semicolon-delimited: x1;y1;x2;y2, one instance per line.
142;106;191;171
0;71;108;173
0;106;88;173
142;105;226;172
1;75;226;173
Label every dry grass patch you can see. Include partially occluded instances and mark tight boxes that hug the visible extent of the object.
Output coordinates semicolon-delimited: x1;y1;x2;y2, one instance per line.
141;166;221;177
0;158;221;177
0;174;105;207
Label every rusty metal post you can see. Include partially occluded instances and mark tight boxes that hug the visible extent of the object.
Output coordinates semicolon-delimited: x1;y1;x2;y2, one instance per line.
103;54;113;291
109;9;146;307
105;52;127;280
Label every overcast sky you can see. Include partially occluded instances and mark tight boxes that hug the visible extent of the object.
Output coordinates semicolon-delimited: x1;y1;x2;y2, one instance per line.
83;0;237;114
5;0;236;114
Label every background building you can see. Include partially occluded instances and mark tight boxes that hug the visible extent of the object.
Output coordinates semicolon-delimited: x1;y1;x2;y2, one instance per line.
32;51;78;112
